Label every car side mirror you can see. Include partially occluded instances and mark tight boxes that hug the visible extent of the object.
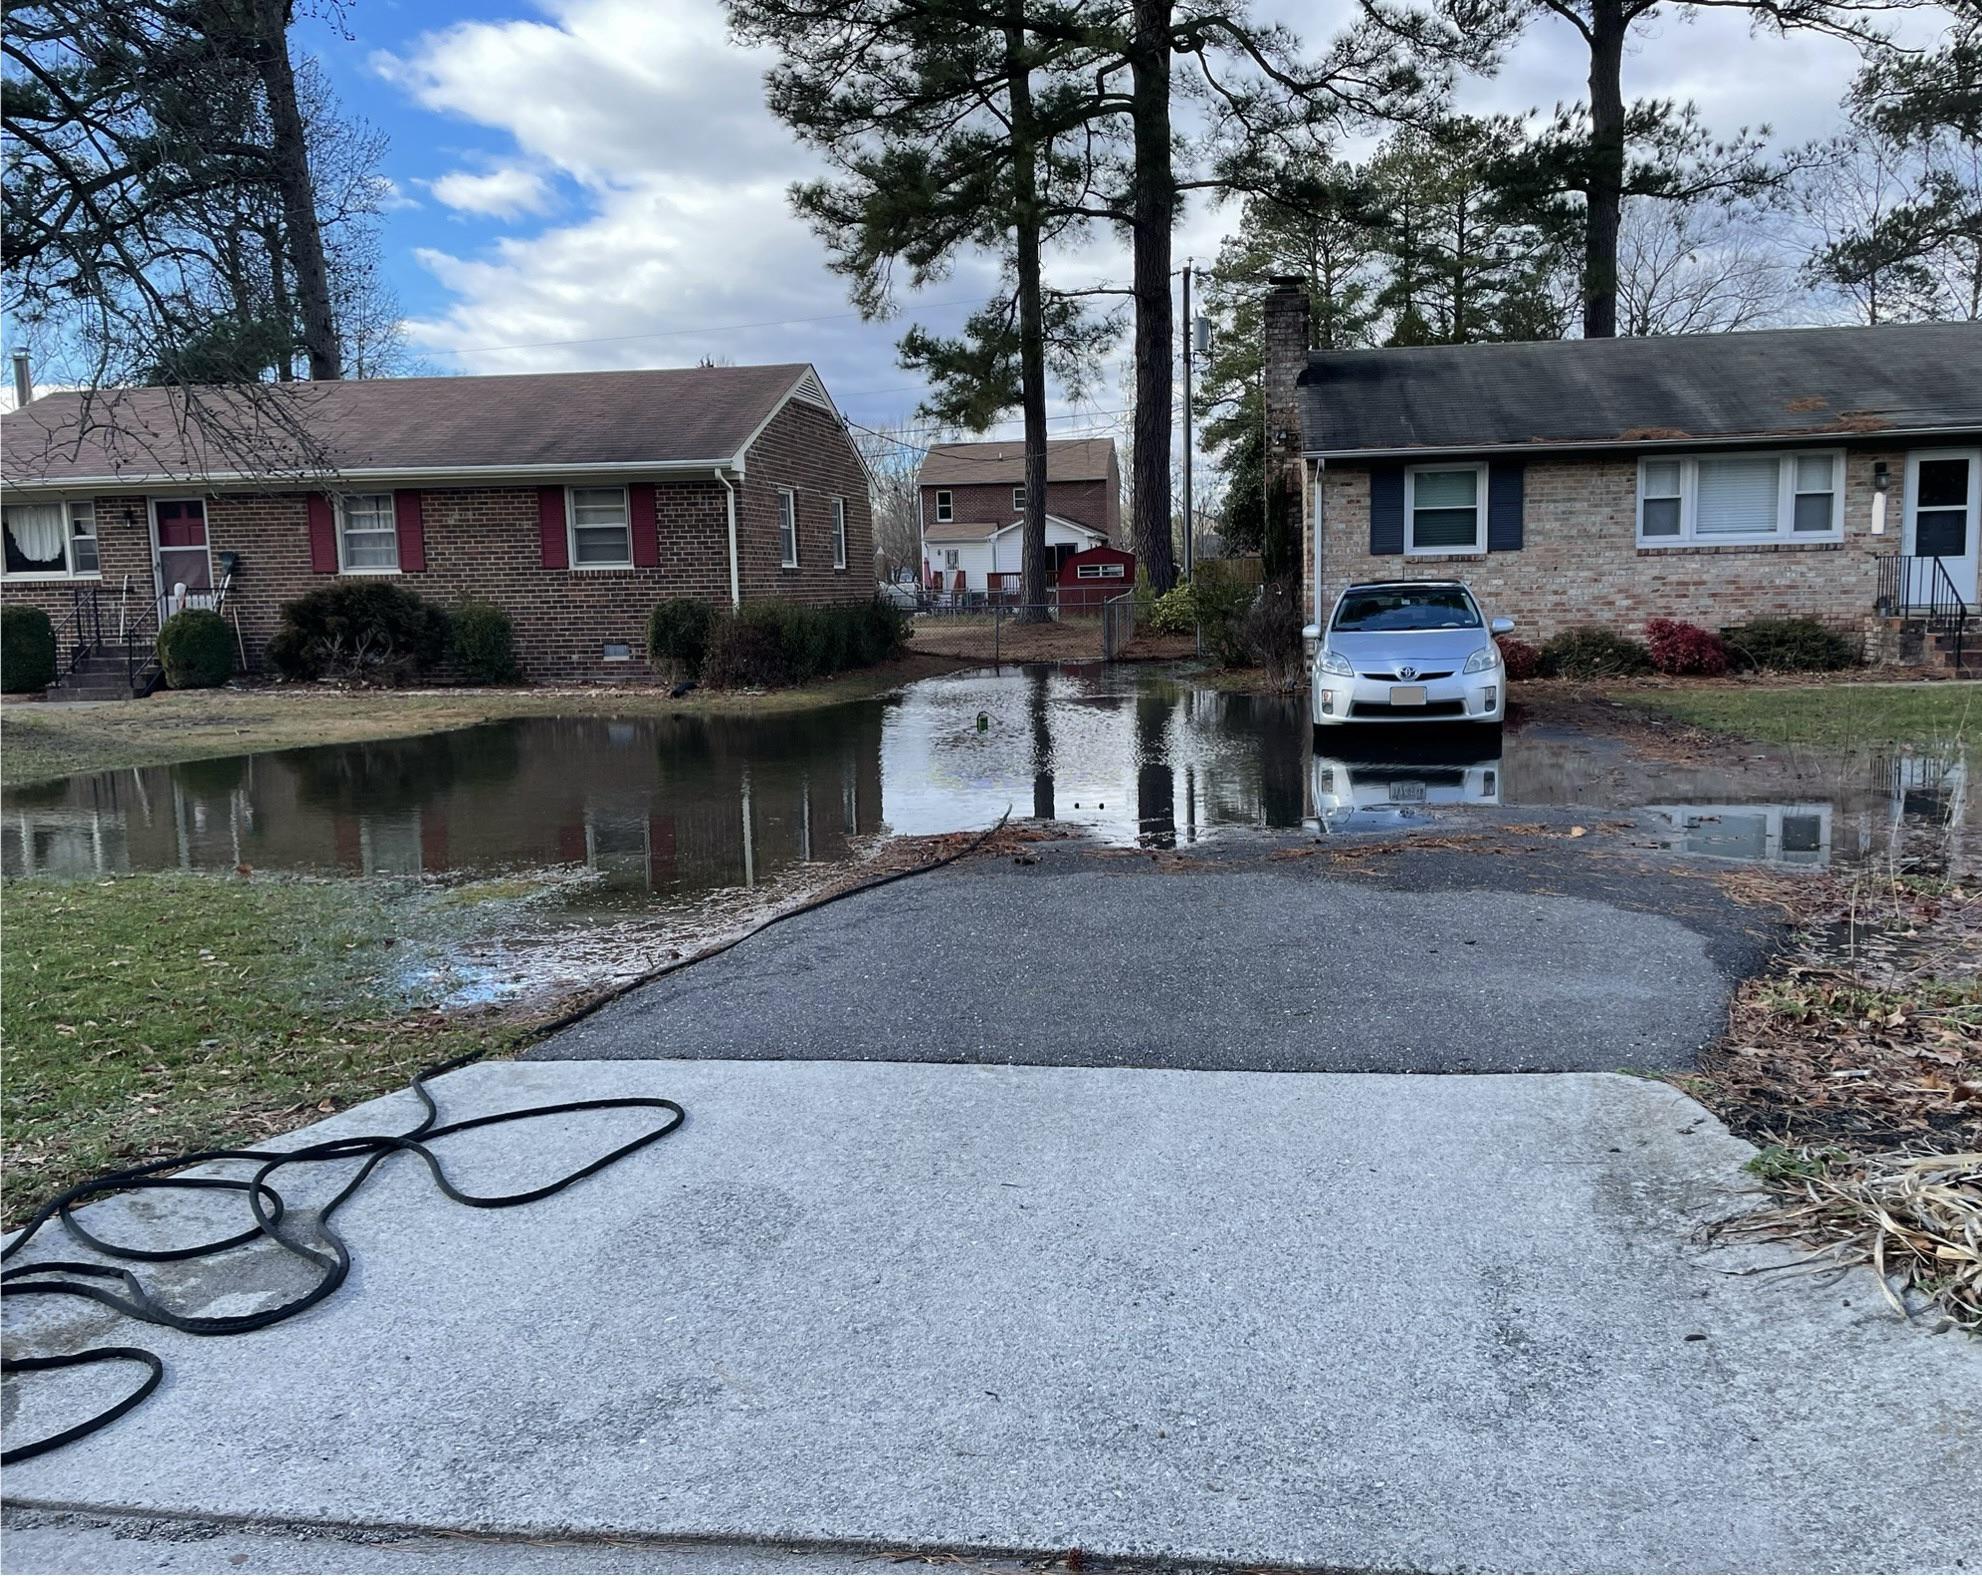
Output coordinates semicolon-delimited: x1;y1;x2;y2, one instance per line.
1490;616;1515;635
1301;623;1321;641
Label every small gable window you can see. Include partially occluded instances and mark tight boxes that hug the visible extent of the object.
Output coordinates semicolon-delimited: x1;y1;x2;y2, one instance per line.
934;489;953;523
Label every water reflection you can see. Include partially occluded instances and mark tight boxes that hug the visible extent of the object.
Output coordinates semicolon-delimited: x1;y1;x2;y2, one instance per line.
2;667;1972;899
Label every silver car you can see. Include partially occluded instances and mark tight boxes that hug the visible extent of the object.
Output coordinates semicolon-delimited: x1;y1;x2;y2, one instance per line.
1304;580;1513;730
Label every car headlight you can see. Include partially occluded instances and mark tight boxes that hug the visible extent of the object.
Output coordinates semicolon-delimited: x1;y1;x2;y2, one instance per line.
1463;643;1501;675
1316;647;1355;678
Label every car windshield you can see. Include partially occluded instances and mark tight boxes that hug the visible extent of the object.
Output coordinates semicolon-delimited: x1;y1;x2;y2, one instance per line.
1333;587;1481;632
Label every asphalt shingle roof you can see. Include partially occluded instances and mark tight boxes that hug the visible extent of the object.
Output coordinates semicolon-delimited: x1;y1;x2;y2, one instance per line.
1296;322;1982;456
916;437;1115;486
1;364;817;485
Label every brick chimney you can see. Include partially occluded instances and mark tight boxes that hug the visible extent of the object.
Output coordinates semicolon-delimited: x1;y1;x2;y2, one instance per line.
1261;277;1311;591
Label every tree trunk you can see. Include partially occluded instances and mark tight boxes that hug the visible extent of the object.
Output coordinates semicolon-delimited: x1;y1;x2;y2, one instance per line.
250;0;341;378
1006;1;1050;621
1130;0;1177;593
1583;0;1627;340
262;222;295;380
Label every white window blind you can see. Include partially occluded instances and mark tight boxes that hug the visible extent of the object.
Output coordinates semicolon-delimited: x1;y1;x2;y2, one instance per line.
1694;457;1779;537
570;487;631;566
340;494;399;570
1640;460;1683;537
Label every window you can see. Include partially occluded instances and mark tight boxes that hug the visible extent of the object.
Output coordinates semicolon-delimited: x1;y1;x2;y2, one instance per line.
1636;451;1843;546
943;549;960;569
602;641;632;663
1075;561;1126;579
1333;584;1482;632
568;485;632;567
1911;453;1976;558
1012;484;1027;512
3;500;99;578
778;488;799;568
934;489;953;523
337;493;399;572
832;497;848;569
1405;465;1486;554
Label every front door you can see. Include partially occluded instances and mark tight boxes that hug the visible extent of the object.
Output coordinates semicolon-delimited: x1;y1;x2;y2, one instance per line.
1906;450;1981;606
152;498;212;617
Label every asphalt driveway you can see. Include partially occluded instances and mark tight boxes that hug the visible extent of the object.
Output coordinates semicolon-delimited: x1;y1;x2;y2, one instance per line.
534;834;1774;1073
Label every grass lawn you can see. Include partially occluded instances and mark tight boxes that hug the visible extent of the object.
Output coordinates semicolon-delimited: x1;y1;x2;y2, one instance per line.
0;652;966;788
1616;679;1980;753
0;871;546;1223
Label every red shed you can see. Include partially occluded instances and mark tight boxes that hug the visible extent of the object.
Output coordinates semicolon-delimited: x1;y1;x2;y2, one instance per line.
1058;544;1135;610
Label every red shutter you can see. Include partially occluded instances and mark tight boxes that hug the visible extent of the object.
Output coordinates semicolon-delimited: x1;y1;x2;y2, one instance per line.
538;486;569;569
307;493;337;573
630;483;659;568
394;490;427;572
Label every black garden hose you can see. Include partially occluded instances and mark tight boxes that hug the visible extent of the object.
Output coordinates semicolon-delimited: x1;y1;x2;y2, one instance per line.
1;812;1013;1465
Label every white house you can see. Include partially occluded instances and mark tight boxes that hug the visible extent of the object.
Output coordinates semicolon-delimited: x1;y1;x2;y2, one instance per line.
923;513;1109;597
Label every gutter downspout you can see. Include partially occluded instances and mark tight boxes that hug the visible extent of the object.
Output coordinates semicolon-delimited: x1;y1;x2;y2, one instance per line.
716;470;741;609
1311;456;1326;632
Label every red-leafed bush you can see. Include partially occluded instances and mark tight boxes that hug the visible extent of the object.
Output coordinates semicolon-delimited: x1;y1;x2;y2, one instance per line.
1496;635;1542;680
1644;617;1729;677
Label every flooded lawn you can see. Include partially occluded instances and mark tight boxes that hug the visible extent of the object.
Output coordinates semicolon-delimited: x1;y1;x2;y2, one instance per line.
5;665;1973;902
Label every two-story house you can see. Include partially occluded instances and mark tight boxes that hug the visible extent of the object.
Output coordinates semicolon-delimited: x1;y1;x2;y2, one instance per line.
917;438;1122;594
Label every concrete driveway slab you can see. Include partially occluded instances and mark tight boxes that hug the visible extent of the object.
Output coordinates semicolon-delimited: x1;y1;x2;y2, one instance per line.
4;1058;1973;1573
533;842;1772;1072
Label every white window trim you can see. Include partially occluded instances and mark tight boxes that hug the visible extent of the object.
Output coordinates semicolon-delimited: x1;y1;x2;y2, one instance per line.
778;487;800;568
832;496;848;570
335;492;401;576
1012;484;1027;512
934;489;954;523
1404;463;1488;557
1902;448;1981;555
565;483;633;571
2;499;103;581
1635;449;1846;548
1076;561;1126;579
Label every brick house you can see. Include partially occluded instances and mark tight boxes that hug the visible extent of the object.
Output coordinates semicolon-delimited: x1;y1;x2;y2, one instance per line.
1258;281;1982;662
916;437;1122;594
0;363;874;687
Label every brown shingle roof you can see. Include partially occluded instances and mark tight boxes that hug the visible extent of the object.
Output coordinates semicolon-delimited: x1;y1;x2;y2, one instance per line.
1;364;820;486
917;436;1115;486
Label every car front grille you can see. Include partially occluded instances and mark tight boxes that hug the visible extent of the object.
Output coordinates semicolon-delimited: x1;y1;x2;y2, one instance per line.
1360;669;1453;682
1351;700;1467;719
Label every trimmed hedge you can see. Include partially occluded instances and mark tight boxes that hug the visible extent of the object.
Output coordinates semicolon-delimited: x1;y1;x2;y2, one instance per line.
1540;625;1653;679
1;604;56;692
648;598;716;679
267;582;449;685
157;609;234;689
1720;616;1860;673
1644;617;1728;677
700;599;907;690
449;600;519;684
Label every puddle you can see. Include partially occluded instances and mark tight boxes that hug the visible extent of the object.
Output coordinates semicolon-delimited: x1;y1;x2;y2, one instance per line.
4;666;1972;907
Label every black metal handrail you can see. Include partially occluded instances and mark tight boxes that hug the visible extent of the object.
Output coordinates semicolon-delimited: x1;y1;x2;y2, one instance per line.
1876;553;1971;670
50;583;105;675
124;587;161;695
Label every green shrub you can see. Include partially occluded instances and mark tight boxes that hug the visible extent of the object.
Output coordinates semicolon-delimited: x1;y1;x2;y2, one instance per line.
156;609;234;689
1194;576;1258;664
449;600;519;684
1540;625;1653;679
267;581;449;685
700;599;908;690
1146;581;1199;635
1;604;56;692
1719;617;1860;673
647;598;716;679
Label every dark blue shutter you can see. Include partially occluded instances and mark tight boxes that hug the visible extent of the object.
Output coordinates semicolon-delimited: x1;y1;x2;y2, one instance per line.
1369;464;1405;556
1487;462;1524;552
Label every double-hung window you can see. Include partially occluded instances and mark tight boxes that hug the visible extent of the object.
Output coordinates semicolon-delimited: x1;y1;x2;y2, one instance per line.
337;493;399;572
779;488;799;568
3;499;98;578
568;486;632;567
1636;451;1842;546
831;497;848;569
1012;484;1027;512
934;489;954;523
1406;464;1486;554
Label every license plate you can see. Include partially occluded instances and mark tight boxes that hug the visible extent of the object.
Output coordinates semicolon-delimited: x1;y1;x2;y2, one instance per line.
1391;780;1427;803
1389;685;1427;706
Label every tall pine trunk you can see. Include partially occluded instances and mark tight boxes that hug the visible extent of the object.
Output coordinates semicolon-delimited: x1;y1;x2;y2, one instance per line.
1130;0;1177;592
250;0;341;379
1582;0;1627;339
1005;2;1050;621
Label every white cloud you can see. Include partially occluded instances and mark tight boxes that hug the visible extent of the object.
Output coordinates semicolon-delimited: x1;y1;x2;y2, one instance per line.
428;167;555;218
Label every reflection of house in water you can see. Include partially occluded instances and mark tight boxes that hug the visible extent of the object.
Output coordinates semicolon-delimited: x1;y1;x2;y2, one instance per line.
1642;803;1832;867
2;711;886;909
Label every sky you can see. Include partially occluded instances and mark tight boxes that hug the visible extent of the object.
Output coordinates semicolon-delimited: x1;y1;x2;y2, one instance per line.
288;0;1941;445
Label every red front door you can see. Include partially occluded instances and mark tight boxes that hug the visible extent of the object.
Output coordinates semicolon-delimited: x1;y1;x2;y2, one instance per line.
154;499;212;613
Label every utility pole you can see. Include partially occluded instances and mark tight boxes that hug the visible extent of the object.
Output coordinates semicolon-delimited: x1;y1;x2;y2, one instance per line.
1180;259;1194;582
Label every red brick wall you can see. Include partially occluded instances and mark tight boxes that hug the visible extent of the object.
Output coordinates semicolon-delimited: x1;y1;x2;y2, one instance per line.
920;478;1116;539
1302;447;1909;646
3;397;877;684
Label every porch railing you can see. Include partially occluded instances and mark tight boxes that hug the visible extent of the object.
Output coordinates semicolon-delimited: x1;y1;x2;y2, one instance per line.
1876;552;1971;671
52;583;108;676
